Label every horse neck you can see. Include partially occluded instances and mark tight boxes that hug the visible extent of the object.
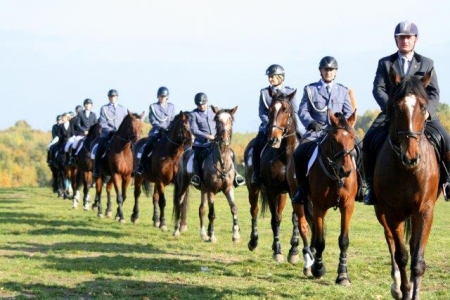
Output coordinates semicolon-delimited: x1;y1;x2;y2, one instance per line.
283;124;297;157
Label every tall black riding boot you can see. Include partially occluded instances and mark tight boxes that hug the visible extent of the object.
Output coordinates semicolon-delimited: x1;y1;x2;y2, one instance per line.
363;152;377;205
190;149;201;187
231;149;245;187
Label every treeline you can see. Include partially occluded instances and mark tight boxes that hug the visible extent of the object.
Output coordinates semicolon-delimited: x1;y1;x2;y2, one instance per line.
1;103;450;187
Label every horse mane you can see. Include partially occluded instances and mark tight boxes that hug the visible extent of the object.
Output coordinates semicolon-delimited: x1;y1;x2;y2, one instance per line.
387;76;429;117
87;122;101;138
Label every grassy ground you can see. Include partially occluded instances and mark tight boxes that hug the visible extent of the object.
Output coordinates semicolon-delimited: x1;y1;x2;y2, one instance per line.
0;186;449;299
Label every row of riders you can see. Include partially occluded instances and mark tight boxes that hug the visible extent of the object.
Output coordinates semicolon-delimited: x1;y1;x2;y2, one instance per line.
46;20;447;299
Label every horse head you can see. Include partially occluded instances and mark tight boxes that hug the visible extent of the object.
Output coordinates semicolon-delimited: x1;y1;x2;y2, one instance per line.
168;111;193;147
321;110;357;179
212;106;237;146
388;67;432;168
267;89;297;149
118;110;145;144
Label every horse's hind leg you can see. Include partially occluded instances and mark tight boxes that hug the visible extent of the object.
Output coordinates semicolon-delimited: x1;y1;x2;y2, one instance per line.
287;211;300;264
173;179;189;237
105;179;113;218
94;176;104;218
206;193;217;243
335;204;355;287
132;176;143;224
223;188;240;243
158;184;167;231
199;192;209;241
247;186;260;251
311;208;327;278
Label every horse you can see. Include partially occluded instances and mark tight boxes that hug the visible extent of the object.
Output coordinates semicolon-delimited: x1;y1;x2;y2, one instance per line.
49;144;69;199
94;111;144;223
173;106;240;243
292;109;358;286
74;122;102;210
132;111;192;229
374;70;439;299
244;90;303;263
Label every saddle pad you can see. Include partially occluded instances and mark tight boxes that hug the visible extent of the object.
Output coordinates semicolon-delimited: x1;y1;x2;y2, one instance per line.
246;148;253;167
75;140;84;155
90;144;97;160
306;146;319;176
187;153;194;174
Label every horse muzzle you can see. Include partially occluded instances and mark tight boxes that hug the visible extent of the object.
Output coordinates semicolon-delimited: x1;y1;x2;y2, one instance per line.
268;137;282;149
401;154;420;168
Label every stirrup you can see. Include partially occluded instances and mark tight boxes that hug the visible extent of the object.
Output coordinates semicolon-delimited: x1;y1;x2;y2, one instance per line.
442;182;450;201
234;174;246;187
190;175;201;187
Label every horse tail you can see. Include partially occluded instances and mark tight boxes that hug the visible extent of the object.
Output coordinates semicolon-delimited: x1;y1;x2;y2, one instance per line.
260;190;268;218
303;200;314;230
172;179;189;220
143;179;152;198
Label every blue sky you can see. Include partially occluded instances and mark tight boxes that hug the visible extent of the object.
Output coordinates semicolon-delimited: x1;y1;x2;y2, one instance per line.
0;0;449;133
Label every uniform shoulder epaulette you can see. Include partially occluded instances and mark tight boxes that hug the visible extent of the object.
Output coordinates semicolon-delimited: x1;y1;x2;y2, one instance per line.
336;83;348;90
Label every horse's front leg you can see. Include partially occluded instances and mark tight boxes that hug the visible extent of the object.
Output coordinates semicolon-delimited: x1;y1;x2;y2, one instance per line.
132;176;143;224
113;174;125;223
82;171;91;211
95;176;104;218
247;184;260;251
335;201;355;286
292;203;314;276
199;191;208;241
269;192;286;263
152;185;160;228
223;187;240;243
207;192;217;243
105;178;114;218
157;183;167;231
173;179;189;238
311;208;327;278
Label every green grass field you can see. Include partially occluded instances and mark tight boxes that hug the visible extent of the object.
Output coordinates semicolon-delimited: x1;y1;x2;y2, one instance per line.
0;186;449;299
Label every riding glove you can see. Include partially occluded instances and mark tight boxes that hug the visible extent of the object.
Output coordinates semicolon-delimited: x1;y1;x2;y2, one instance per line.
308;121;322;132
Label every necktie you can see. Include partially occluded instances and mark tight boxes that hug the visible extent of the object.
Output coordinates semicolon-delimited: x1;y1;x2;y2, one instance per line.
326;85;331;97
402;57;409;75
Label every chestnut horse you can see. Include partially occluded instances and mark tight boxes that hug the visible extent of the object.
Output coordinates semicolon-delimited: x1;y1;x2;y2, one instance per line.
94;111;144;223
244;90;303;263
374;70;439;299
173;106;240;242
293;109;358;286
132;111;192;228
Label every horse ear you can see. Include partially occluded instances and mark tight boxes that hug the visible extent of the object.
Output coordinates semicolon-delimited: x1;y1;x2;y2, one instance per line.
288;89;297;101
421;68;433;88
230;106;238;115
347;109;357;128
329;109;339;127
389;67;402;86
212;106;219;114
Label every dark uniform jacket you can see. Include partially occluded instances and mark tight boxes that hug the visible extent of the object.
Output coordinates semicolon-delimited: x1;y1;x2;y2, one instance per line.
76;110;97;134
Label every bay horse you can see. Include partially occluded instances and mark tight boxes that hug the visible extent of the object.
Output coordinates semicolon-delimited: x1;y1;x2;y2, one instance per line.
292;110;357;286
244;90;303;263
75;122;102;210
374;70;439;299
94;111;144;223
173;106;240;243
132;111;192;229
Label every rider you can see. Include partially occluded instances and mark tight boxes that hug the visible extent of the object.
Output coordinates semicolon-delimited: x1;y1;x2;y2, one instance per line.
93;89;128;178
363;20;450;204
291;56;359;205
189;92;245;187
47;114;63;166
134;86;175;175
251;64;302;186
65;105;85;165
76;98;97;136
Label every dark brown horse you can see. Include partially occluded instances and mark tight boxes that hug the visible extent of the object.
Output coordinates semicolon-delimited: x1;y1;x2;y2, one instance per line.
173;106;240;242
244;90;302;263
292;110;357;286
94;111;144;223
132;111;192;229
74;122;102;210
374;70;439;299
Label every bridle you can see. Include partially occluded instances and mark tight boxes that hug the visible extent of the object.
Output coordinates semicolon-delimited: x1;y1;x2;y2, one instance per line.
269;99;295;139
165;116;192;147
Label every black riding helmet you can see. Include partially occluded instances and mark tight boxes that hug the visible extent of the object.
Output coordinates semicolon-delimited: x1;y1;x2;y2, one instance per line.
319;56;338;69
108;89;118;97
83;98;93;105
75;105;83;113
157;86;169;98
265;64;285;76
56;115;62;122
194;93;208;105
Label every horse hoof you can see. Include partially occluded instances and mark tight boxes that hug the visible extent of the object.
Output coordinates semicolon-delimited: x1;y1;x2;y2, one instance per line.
131;218;140;224
248;240;258;251
232;235;240;243
303;267;312;277
97;214;103;218
153;222;160;228
311;263;326;278
119;219;126;224
173;230;180;238
336;274;351;287
390;283;402;300
180;225;188;232
287;253;300;265
209;236;217;243
201;234;209;241
160;225;168;232
273;254;284;263
106;212;112;218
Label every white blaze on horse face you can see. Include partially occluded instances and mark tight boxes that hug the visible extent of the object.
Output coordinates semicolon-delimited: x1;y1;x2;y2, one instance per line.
272;102;282;134
405;95;417;132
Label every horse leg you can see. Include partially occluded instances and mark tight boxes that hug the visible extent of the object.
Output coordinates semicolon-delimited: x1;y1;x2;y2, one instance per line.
409;210;434;300
223;188;240;243
105;179;113;218
95;176;104;218
335;203;355;287
287;211;300;265
158;183;167;231
82;171;91;211
270;193;286;263
199;191;208;241
173;179;189;237
311;208;327;279
132;176;143;224
247;185;260;251
152;187;160;228
207;192;217;243
118;175;131;224
292;203;314;276
113;174;125;223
